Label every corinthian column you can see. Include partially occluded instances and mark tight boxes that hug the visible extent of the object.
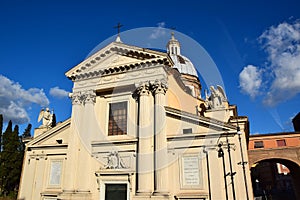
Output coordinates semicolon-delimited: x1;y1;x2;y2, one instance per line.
76;90;96;192
136;82;154;195
153;80;169;195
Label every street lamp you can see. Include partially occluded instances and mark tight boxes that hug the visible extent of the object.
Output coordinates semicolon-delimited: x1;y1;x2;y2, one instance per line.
218;143;229;200
237;126;250;200
203;147;212;200
226;136;237;200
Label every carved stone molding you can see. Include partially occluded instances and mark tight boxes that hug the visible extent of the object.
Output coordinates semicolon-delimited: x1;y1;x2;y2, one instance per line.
29;154;47;161
104;151;128;169
70;90;96;105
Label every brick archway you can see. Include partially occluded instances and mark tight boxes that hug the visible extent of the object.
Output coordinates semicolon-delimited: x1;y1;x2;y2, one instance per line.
248;146;300;167
249;149;300;199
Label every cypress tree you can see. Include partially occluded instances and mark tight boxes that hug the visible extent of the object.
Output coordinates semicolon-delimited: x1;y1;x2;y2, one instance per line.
22;124;32;138
51;113;57;128
0;122;24;197
0;120;13;196
8;125;23;197
0;115;3;195
0;114;3;152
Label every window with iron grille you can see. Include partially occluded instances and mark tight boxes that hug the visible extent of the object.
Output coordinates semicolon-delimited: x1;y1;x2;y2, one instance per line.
254;141;264;148
276;139;286;147
108;102;127;136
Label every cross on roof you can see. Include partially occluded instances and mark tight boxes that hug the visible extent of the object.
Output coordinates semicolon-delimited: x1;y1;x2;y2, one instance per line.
114;22;123;37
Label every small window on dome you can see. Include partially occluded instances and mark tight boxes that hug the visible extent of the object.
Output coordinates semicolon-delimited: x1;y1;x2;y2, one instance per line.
177;55;186;64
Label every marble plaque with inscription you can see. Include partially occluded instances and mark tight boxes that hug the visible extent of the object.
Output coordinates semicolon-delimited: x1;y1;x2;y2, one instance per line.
181;156;201;187
49;161;62;186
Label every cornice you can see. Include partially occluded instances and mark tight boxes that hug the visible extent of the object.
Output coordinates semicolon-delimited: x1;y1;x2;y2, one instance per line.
66;42;173;82
165;106;236;131
69;57;170;82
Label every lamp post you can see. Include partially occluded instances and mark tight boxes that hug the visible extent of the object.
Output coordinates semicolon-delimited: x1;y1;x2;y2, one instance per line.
203;147;212;200
237;126;250;200
226;136;236;200
218;143;229;200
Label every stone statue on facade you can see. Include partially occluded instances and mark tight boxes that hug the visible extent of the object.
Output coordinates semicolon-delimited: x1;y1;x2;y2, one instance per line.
205;85;227;109
38;108;53;129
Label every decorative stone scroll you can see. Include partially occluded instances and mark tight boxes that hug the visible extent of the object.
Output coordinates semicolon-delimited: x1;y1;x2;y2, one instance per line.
152;79;168;95
70;90;96;105
135;82;151;96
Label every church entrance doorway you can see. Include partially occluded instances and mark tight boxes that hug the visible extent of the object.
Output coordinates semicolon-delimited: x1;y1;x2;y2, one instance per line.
105;184;127;200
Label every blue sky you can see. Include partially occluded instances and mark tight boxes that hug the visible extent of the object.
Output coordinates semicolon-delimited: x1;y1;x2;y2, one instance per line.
0;0;300;135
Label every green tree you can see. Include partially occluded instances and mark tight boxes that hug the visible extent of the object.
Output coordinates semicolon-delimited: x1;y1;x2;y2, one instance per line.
22;124;32;138
0;120;12;196
0;115;3;196
0;114;3;152
51;113;56;128
0;121;24;197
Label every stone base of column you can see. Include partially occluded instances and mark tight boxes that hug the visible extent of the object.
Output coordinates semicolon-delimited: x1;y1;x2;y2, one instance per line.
59;190;91;200
133;194;170;200
136;190;153;196
62;189;76;193
153;190;170;196
76;189;91;193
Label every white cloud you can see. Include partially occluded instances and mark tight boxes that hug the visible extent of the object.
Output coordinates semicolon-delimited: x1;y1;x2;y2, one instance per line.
259;20;300;106
150;22;166;39
0;74;49;124
239;65;262;99
50;86;69;98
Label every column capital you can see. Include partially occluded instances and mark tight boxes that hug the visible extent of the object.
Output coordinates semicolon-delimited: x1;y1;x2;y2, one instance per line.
84;90;96;104
135;82;151;96
152;79;168;95
70;92;82;105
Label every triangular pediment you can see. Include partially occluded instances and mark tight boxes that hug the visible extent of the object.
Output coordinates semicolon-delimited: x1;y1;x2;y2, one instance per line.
27;119;71;148
65;41;174;81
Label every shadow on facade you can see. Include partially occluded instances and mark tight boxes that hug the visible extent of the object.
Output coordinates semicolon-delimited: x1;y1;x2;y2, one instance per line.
251;158;300;200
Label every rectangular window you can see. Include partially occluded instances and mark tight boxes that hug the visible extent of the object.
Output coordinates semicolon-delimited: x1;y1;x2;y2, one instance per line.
49;161;62;186
277;139;286;147
105;184;127;200
254;141;264;148
108;102;127;136
183;128;193;134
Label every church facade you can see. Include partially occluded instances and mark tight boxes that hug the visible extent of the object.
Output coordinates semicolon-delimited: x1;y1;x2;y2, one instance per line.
18;34;253;200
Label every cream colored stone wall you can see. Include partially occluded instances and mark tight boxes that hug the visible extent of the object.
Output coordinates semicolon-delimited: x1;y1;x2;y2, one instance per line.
18;41;253;200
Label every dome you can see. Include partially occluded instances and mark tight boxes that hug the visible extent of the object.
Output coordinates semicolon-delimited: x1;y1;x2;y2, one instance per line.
169;54;198;77
166;32;201;98
166;32;198;78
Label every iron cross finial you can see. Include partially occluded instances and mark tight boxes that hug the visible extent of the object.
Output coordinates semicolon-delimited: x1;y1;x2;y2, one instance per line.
114;22;123;37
